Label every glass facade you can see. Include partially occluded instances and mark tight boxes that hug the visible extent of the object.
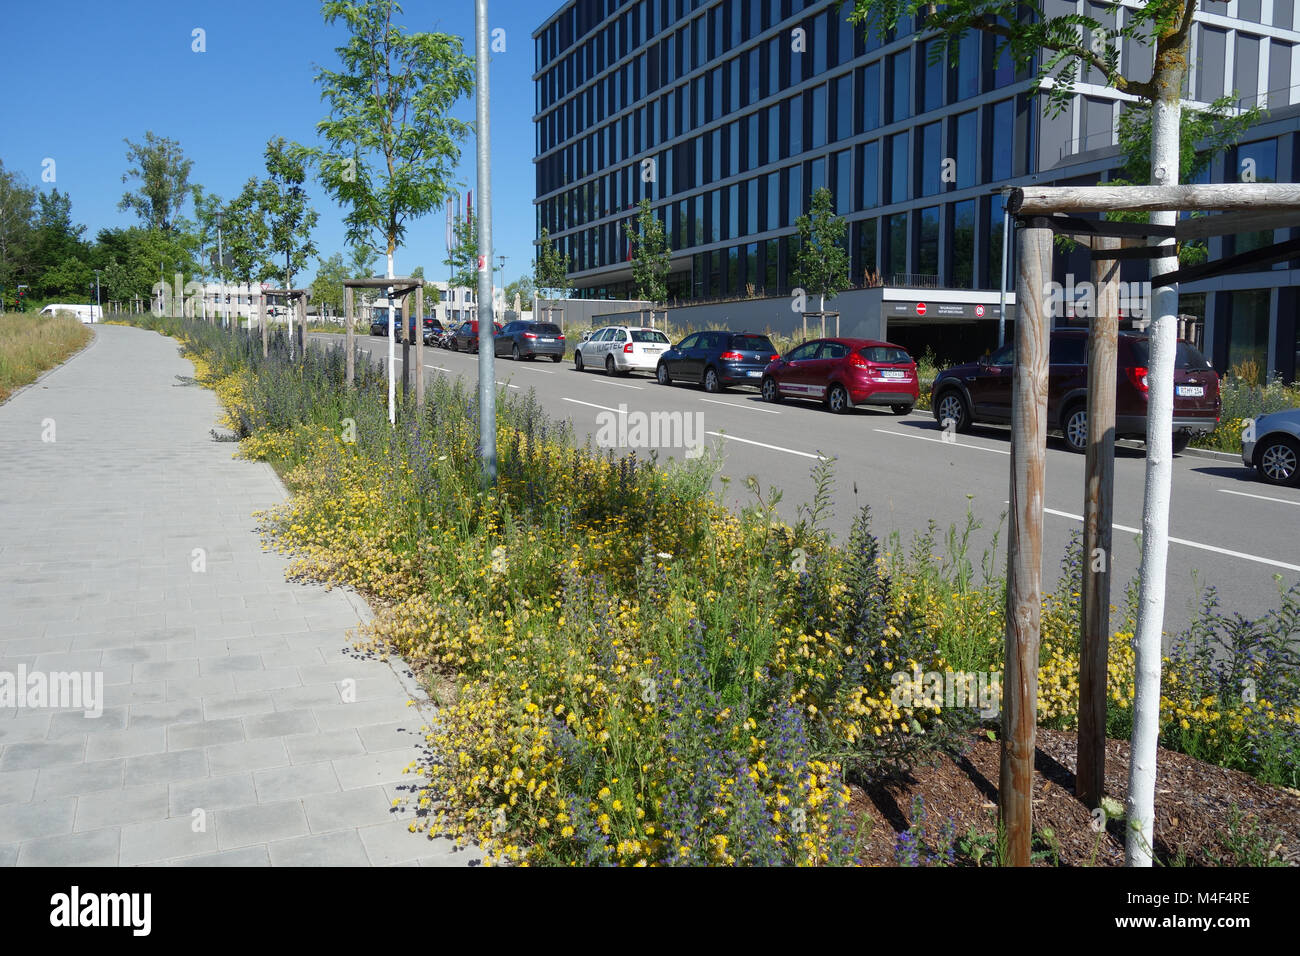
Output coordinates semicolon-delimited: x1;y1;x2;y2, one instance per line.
533;0;1300;316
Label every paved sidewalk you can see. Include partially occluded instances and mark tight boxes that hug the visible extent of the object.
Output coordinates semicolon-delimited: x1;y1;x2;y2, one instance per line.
0;325;476;866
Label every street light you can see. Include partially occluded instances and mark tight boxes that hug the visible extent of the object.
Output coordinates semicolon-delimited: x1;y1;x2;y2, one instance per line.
93;269;101;323
215;210;226;330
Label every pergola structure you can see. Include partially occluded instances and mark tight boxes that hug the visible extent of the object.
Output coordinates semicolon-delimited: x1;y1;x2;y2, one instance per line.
257;288;311;361
343;277;427;416
997;182;1300;866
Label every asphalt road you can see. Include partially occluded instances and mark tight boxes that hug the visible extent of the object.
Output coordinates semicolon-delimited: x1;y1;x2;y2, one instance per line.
309;331;1300;637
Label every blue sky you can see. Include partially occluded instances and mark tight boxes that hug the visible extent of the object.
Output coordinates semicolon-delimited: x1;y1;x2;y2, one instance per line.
0;0;543;286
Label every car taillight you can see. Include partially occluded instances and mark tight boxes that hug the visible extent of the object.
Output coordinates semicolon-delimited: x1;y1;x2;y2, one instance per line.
849;352;870;368
769;354;778;362
558;335;565;341
523;333;537;339
719;351;743;361
624;342;634;353
1127;366;1149;393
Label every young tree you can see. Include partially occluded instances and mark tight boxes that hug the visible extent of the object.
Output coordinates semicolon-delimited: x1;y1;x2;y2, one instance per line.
258;137;319;293
533;226;571;299
504;276;534;312
223;179;273;290
118;132;194;232
312;252;349;317
444;214;479;290
791;186;850;315
849;0;1203;867
299;0;473;420
623;199;671;304
191;186;226;291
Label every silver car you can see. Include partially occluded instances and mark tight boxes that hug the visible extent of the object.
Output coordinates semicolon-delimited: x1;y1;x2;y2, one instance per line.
1242;407;1300;487
573;325;671;377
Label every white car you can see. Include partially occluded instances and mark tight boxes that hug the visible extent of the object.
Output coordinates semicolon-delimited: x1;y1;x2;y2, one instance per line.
40;304;101;323
573;325;671;376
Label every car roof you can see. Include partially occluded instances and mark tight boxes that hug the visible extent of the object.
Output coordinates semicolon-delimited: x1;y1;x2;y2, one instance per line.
804;337;910;350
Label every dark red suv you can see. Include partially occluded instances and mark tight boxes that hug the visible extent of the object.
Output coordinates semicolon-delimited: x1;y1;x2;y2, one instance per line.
761;338;919;414
929;330;1221;453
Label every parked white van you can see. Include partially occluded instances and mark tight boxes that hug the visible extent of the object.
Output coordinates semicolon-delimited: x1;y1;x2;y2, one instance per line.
39;304;102;323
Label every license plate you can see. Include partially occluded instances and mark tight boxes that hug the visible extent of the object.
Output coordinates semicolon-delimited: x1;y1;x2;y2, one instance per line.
881;370;905;379
537;338;553;342
644;348;661;353
747;370;761;377
1176;385;1204;397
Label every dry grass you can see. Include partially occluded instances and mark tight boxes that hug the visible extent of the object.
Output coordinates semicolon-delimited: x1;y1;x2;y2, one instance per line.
0;312;93;403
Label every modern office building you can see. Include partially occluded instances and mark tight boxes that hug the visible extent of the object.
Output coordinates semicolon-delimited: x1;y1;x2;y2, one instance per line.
533;0;1300;378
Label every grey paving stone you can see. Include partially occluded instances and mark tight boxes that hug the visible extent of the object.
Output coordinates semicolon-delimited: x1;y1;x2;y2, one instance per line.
202;691;276;720
165;676;237;700
356;819;441;866
0;844;15;866
124;749;209;787
216;800;309;849
253;762;340;804
356;721;426;754
232;668;301;693
243;709;317;739
0;739;86;772
0;769;38;806
0;797;76;843
169;773;258;816
84;727;167;762
17;826;121;866
284;729;365;765
74;785;169;831
129;699;203;729
171;845;270;866
199;654;265;676
313;698;415;732
205;738;290;776
303;785;395;834
34;759;125;799
120;817;218;866
271;683;341;710
332;750;418;791
166;717;246;751
48;706;129;738
0;713;53;744
267;828;370;866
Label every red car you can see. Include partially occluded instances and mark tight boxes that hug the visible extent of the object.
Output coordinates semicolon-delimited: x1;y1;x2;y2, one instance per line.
760;338;919;414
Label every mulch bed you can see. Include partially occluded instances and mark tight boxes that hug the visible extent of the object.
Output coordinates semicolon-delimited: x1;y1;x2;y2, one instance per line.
848;728;1300;866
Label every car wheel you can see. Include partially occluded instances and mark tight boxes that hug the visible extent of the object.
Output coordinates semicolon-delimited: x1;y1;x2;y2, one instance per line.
703;367;723;393
550;354;561;363
512;344;521;361
1171;431;1192;454
761;376;782;403
891;404;912;416
1257;435;1300;487
606;355;616;376
1062;404;1088;454
574;350;585;372
827;384;850;414
656;363;672;386
934;391;971;434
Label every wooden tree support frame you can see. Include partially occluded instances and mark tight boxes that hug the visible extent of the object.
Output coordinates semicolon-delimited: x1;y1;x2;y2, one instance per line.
258;289;312;362
1000;182;1300;867
342;278;426;409
800;311;841;340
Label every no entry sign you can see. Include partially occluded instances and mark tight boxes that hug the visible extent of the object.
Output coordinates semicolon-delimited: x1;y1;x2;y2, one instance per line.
916;302;927;316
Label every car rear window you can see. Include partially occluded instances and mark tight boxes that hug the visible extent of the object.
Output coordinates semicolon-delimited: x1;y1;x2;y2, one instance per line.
632;329;670;344
731;334;776;352
531;323;561;334
1128;340;1214;370
858;346;911;364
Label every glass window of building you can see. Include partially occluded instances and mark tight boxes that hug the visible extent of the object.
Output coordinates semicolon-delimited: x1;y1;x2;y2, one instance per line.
728;183;740;239
747;47;760;105
1233;140;1279;253
889;49;911;123
787;164;803;225
989;34;1015;89
888;131;909;204
765;237;779;290
985;99;1014;182
951;200;976;288
767;172;780;230
811;14;827;75
862;63;881;132
730;56;741;112
918;121;942;196
856;218;878;280
918;206;940;277
810;156;826;196
747;113;760;170
952;111;977;190
768;104;782;163
712;126;723;181
746;242;759;289
1229;290;1272;370
885;212;908;275
728;247;741;294
859;140;879;209
920;38;944;112
729;120;740;174
834;149;851;214
834;73;852;141
788;94;804;155
955;30;980;100
811;85;828;149
767;36;782;97
985;193;1006;289
746;177;758;234
711;67;723;122
711;190;721;242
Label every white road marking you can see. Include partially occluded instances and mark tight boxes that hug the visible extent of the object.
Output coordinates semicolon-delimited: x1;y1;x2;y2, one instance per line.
1219;488;1300;507
495;381;521;389
1043;507;1300;572
423;364;449;372
700;398;780;415
874;429;1010;455
705;431;829;461
589;378;644;389
562;397;624;414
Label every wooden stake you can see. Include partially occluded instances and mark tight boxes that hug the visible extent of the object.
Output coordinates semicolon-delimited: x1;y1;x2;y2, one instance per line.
415;283;425;410
1078;235;1119;807
1001;217;1052;867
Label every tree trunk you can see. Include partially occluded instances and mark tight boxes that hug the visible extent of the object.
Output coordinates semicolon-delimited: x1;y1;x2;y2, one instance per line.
1126;28;1187;869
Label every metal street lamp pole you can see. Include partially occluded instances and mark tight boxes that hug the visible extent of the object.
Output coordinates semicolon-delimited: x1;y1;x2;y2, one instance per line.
475;0;497;486
94;269;101;323
216;211;226;331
